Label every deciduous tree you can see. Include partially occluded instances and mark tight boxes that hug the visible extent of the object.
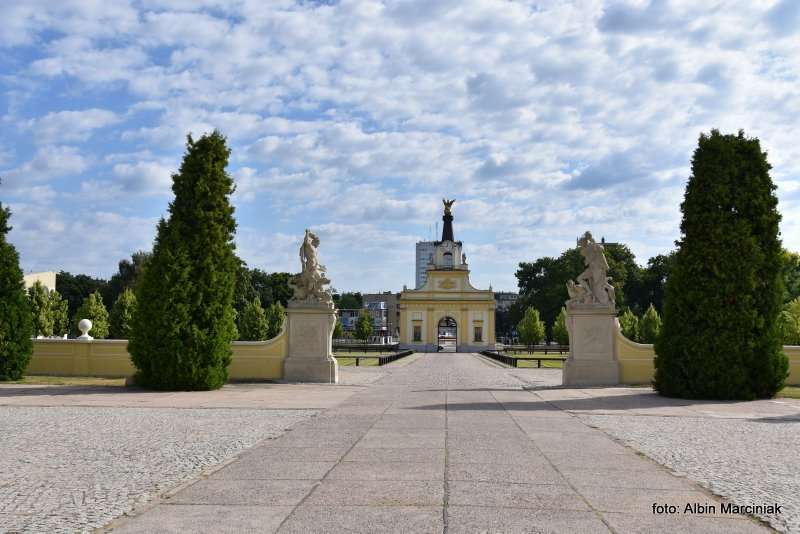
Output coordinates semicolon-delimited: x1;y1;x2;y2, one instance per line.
72;291;109;338
619;308;639;342
109;288;137;339
551;307;569;345
28;281;54;337
517;307;546;348
639;304;662;344
265;301;285;339
238;297;269;341
354;309;373;344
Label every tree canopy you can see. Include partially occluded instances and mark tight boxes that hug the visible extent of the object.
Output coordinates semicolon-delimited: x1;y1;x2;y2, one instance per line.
129;131;239;390
517;307;546;346
655;130;788;399
0;202;33;379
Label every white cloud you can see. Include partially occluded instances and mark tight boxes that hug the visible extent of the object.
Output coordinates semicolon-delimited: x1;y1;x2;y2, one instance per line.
2;146;89;187
112;160;174;195
24;108;120;143
4;0;800;291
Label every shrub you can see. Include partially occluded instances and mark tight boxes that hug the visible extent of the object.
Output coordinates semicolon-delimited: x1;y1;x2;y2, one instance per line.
129;132;238;390
72;291;109;338
28;281;54;337
655;130;788;399
551;307;569;345
517;307;546;347
265;301;285;339
639;304;662;344
0;203;33;379
109;288;137;339
238;297;269;341
618;308;639;342
50;290;70;337
354;309;373;343
780;298;800;345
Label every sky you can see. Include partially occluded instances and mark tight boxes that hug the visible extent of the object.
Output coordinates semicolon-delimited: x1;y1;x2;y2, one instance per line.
2;0;800;293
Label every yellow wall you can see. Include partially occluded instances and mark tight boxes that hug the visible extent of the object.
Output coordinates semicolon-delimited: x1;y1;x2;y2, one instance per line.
615;329;800;386
784;346;800;386
27;329;288;381
614;330;656;385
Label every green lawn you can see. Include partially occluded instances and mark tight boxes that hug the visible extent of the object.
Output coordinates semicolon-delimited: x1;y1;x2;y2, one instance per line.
333;351;396;367
3;376;126;387
515;359;564;369
777;386;800;399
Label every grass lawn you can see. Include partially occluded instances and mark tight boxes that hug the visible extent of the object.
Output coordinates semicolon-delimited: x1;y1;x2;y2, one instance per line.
4;375;126;387
777;386;800;399
333;351;397;367
515;359;564;369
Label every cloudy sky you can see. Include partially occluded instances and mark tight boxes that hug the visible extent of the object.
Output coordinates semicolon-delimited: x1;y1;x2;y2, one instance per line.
2;0;800;292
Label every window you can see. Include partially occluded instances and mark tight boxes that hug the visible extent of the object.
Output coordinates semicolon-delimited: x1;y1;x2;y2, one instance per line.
413;325;422;342
443;252;453;267
474;326;483;342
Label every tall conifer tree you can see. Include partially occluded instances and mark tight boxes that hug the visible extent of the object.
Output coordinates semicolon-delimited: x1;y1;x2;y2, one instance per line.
129;132;238;390
655;130;788;399
0;203;33;379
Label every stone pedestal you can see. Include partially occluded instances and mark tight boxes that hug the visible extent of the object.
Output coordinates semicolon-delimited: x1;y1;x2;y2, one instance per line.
563;306;620;386
283;301;339;383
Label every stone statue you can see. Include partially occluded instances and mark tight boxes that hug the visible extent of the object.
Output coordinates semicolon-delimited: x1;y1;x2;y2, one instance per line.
291;229;333;306
462;252;466;264
443;198;455;215
566;231;616;309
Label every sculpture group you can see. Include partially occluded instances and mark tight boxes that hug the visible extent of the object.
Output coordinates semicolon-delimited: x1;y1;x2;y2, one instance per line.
566;231;616;309
283;228;338;383
291;229;333;307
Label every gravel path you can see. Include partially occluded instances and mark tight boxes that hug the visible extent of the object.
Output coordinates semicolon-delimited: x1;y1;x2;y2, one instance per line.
0;406;317;533
581;412;800;533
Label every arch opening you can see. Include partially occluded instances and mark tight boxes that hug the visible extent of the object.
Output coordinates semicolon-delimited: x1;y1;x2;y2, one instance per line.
438;316;457;353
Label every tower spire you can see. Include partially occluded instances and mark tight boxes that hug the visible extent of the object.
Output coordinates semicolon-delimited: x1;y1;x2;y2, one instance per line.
441;198;455;242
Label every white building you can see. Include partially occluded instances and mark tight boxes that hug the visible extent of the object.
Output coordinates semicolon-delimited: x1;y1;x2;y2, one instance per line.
494;292;519;312
23;271;56;292
415;241;436;289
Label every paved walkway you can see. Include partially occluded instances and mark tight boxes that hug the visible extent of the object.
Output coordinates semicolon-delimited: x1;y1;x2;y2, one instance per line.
109;353;776;533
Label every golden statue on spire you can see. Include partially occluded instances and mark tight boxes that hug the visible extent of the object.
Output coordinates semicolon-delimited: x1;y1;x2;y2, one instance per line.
442;198;455;215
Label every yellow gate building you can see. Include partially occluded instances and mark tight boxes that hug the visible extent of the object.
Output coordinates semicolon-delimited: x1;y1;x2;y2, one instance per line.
399;201;496;352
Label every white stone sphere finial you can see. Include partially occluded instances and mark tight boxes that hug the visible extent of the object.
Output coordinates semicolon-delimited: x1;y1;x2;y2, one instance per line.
78;319;94;340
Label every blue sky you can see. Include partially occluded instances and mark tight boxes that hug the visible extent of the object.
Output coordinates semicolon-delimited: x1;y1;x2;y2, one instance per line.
3;0;800;293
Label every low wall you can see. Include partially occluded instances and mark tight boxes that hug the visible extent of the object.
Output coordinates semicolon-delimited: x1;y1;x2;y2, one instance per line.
27;329;288;381
615;329;800;386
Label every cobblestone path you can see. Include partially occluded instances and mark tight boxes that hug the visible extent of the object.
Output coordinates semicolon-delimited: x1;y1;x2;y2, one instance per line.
112;353;774;533
581;413;799;533
0;406;316;533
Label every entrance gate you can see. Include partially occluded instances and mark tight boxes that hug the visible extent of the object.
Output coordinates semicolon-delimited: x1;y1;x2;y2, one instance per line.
438;317;457;352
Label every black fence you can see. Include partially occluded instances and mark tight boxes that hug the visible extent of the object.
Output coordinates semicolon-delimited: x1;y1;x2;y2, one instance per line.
333;343;401;353
480;350;567;368
499;344;569;355
336;350;414;366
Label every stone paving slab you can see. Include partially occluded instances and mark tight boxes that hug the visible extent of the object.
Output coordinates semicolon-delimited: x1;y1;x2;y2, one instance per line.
168;479;316;506
112;504;295;534
446;506;611;534
110;353;779;533
276;506;444;534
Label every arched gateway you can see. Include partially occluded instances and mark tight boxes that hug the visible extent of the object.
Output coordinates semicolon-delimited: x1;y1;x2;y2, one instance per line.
438;316;458;352
399;199;496;353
